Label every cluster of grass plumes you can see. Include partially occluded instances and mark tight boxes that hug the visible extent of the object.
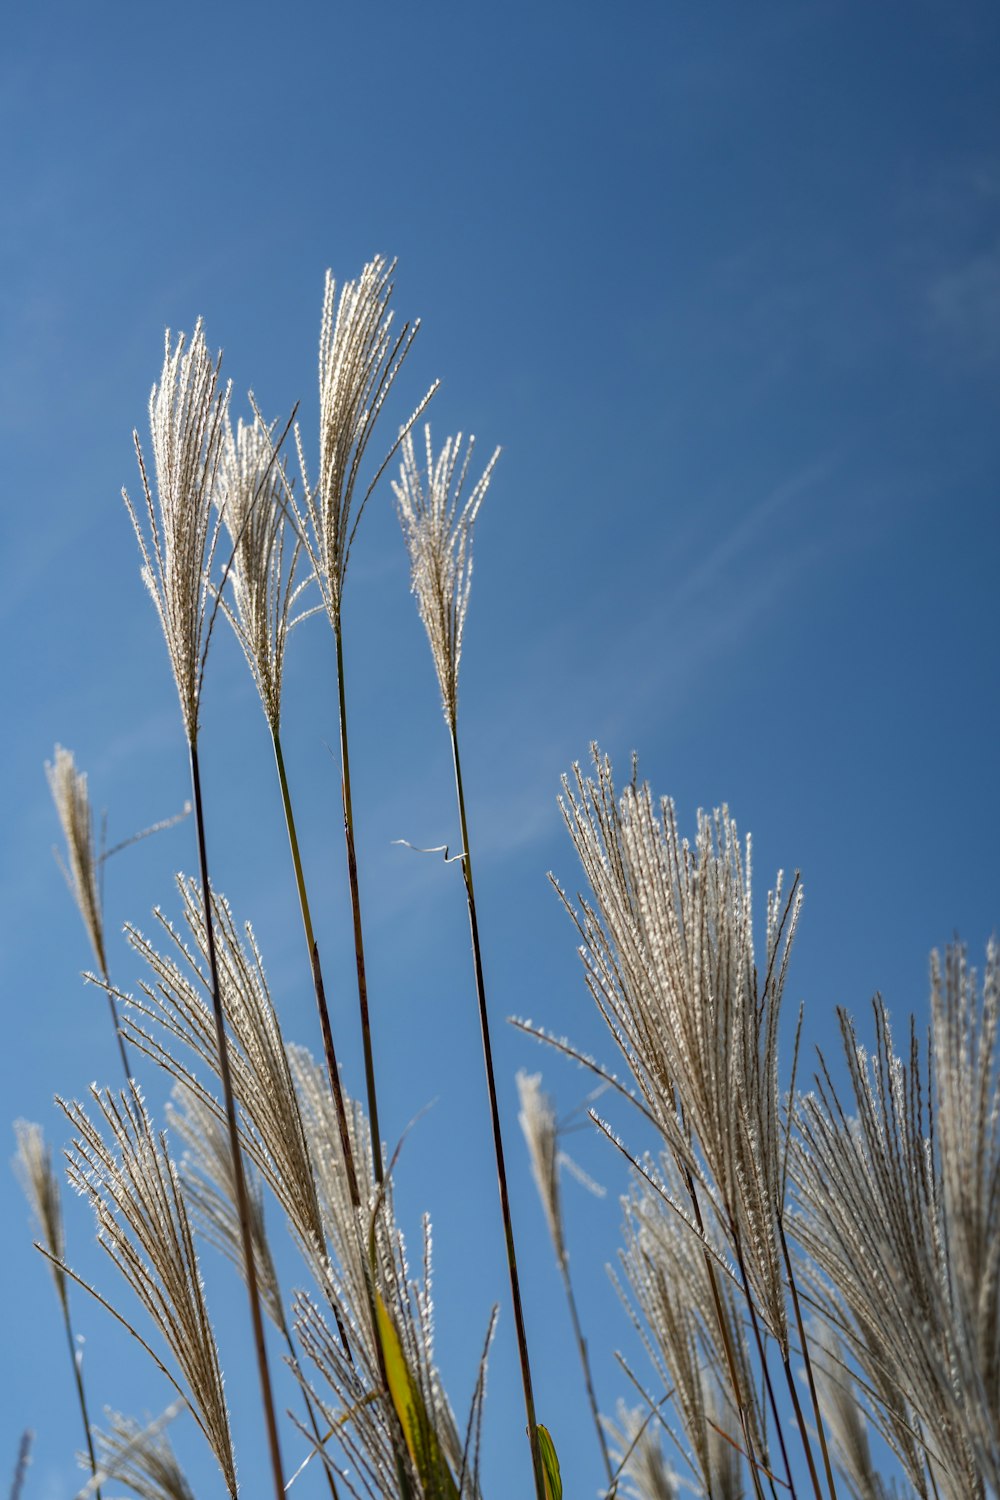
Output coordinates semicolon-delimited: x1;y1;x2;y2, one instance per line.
528;746;999;1500
12;257;999;1500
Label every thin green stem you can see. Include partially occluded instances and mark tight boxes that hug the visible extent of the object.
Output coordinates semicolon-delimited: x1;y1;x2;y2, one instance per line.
450;725;546;1500
334;622;384;1188
558;1254;614;1486
273;730;361;1214
188;741;285;1500
60;1291;101;1499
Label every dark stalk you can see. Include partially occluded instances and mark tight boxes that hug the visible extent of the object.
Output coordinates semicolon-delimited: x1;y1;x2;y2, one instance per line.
558;1254;614;1485
59;1291;101;1499
92;856;131;1091
730;1228;798;1500
273;730;361;1213
333;622;384;1187
101;975;132;1093
682;1168;767;1500
188;742;285;1500
278;1320;340;1500
449;725;546;1500
778;1220;839;1500
9;1431;33;1500
328;631;414;1489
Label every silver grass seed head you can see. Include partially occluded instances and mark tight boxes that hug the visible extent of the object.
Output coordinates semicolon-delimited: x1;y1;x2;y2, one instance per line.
602;1402;679;1500
61;1084;238;1498
167;1083;284;1332
120;877;326;1268
559;746;797;1349
808;1325;891;1500
124;322;230;744
791;974;995;1499
296;255;437;628
90;1405;194;1500
393;426;499;731
13;1120;67;1308
214;409;315;733
516;1070;565;1265
46;744;106;975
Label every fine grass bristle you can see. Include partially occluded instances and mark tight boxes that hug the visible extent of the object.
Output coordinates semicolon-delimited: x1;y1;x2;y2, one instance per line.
45;746;107;978
793;944;1000;1498
214;407;316;735
14;1120;67;1305
88;1404;193;1500
119;877;326;1268
294;256;437;628
393;426;500;730
123;322;229;746
59;1084;238;1498
167;1084;284;1331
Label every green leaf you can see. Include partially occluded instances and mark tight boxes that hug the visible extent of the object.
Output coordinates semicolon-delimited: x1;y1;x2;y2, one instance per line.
375;1290;459;1499
537;1424;562;1500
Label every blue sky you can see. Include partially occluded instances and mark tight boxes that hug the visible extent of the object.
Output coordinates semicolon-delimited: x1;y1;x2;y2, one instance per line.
2;2;998;1496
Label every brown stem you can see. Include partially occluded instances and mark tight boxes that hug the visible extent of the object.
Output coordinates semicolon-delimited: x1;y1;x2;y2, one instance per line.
60;1291;101;1499
334;622;383;1188
280;1321;340;1500
558;1254;614;1485
330;629;412;1492
450;726;546;1500
102;978;133;1093
189;742;285;1500
778;1220;839;1500
730;1228;797;1500
273;730;360;1213
9;1431;32;1500
683;1169;767;1500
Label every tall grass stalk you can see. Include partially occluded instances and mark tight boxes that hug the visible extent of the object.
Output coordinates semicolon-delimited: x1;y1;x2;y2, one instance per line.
273;730;361;1211
46;746;131;1090
292;256;437;1189
124;322;285;1497
394;427;545;1496
9;1431;33;1500
186;743;285;1498
777;1219;839;1500
517;1069;614;1486
210;405;362;1216
333;621;385;1188
14;1124;102;1499
450;730;546;1499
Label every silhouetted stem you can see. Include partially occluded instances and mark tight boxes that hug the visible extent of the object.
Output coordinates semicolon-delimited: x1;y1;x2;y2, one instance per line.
188;742;285;1500
683;1168;767;1500
60;1291;101;1499
273;730;361;1213
449;726;546;1500
334;622;384;1188
330;631;413;1490
779;1220;839;1500
279;1320;340;1500
101;976;132;1092
558;1254;613;1485
731;1228;797;1500
9;1431;32;1500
